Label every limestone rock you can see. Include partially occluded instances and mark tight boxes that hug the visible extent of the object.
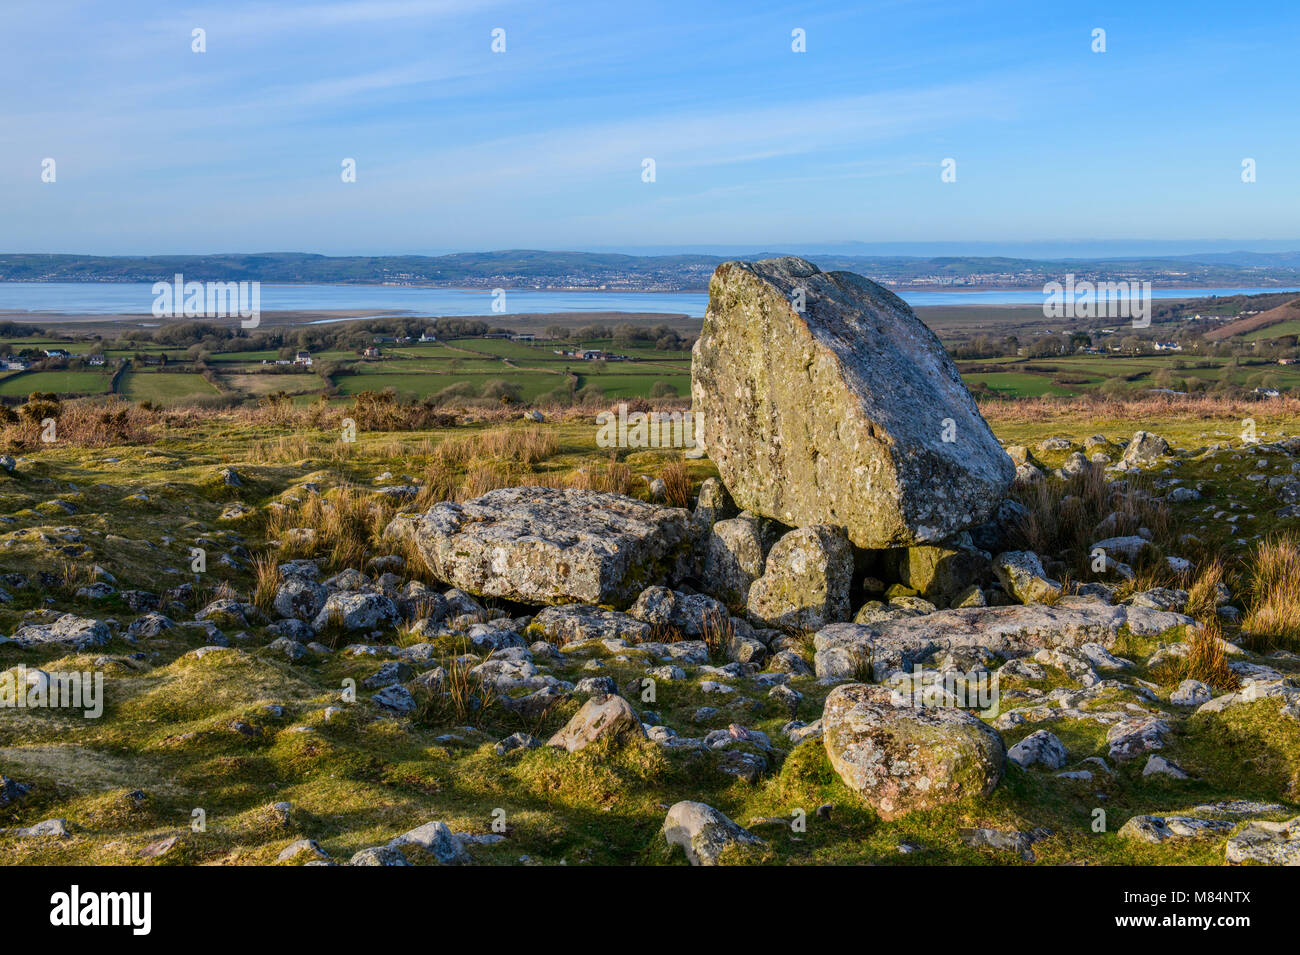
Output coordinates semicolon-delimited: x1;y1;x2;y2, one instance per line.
311;591;399;633
662;801;764;866
702;513;765;607
813;597;1193;681
1007;729;1068;770
1170;679;1212;707
528;604;651;646
547;694;646;753
1106;716;1169;760
1091;536;1152;562
746;524;852;630
822;683;1005;820
899;540;990;604
691;257;1013;548
9;614;110;650
1224;817;1300;864
388;821;469;865
993;551;1062;604
274;577;327;622
1120;815;1233;844
1121;431;1170;468
629;587;729;637
390;487;692;608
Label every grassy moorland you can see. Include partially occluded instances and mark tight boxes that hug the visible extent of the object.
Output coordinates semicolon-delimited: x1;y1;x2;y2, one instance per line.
0;391;1297;865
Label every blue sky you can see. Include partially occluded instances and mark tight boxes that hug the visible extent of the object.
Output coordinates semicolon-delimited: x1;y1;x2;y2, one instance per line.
3;0;1298;254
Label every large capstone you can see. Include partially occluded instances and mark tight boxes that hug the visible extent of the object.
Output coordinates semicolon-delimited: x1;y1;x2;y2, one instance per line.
691;257;1014;548
388;487;692;608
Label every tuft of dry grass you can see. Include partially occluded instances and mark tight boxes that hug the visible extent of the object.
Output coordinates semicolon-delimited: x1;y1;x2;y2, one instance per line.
435;427;559;469
265;485;399;571
412;461;457;510
979;392;1300;424
457;463;520;501
659;461;693;509
1154;618;1241;692
1;396;159;452
1184;555;1227;622
649;619;686;644
569;455;636;496
700;609;734;662
250;554;279;615
1241;534;1300;651
1011;462;1172;579
415;655;497;727
59;560;96;593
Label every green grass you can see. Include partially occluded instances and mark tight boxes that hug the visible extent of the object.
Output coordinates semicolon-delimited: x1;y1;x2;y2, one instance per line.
965;372;1078;397
578;373;691;399
0;406;1297;865
334;371;566;402
120;371;221;404
0;370;113;396
1241;319;1300;341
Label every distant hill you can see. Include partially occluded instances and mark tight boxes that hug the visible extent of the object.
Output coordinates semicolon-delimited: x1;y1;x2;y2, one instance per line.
2;249;1300;291
1204;297;1300;340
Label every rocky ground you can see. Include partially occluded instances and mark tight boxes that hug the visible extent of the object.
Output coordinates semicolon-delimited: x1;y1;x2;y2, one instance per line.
0;408;1295;866
2;259;1299;867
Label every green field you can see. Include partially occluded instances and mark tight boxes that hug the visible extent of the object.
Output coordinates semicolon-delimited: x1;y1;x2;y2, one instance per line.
961;353;1300;397
0;370;113;396
963;371;1076;397
120;370;222;404
334;371;568;402
577;372;690;398
1242;319;1300;341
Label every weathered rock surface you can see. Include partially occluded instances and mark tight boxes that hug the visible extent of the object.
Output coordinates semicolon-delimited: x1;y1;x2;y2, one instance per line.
691;257;1014;548
899;540;990;604
629;587;729;637
1224;816;1300;864
388;821;470;865
1120;431;1170;468
274;577;327;622
390;487;692;608
9;614;110;650
993;551;1062;604
814;597;1193;680
1119;815;1234;844
702;513;765;607
822;683;1005;820
1007;729;1068;770
746;524;852;630
311;591;398;632
662;801;764;866
528;604;651;646
547;693;646;753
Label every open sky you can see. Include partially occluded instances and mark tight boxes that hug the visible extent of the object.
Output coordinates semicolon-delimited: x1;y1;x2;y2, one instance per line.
3;0;1299;254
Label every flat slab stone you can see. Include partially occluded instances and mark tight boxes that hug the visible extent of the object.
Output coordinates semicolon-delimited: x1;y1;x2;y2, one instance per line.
813;597;1194;680
389;487;693;609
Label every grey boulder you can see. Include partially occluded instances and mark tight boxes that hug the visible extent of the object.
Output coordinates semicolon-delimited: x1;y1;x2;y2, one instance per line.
690;257;1013;548
389;487;692;608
